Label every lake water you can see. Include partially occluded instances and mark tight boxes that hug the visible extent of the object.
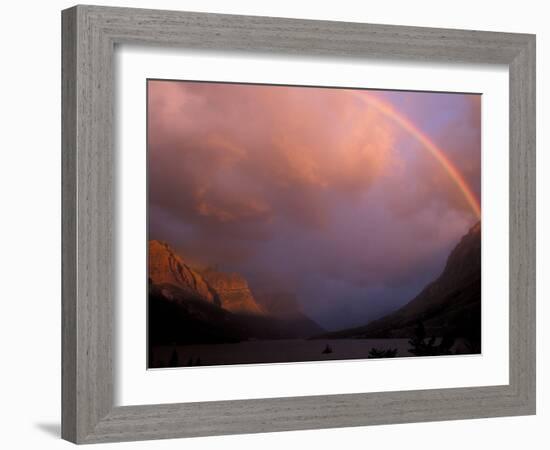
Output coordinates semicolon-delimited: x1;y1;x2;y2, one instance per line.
150;338;415;368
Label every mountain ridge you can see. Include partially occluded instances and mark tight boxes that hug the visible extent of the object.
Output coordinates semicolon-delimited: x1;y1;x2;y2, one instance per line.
315;221;481;344
148;240;325;345
149;240;265;315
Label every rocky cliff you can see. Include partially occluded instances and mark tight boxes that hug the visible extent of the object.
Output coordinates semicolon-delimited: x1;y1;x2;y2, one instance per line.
148;240;217;305
148;240;324;345
200;268;264;315
149;240;266;314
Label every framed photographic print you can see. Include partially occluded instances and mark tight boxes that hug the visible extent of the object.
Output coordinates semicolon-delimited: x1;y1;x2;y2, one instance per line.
62;5;536;444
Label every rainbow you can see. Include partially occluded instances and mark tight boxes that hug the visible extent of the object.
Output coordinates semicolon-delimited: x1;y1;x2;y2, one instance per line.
354;92;481;219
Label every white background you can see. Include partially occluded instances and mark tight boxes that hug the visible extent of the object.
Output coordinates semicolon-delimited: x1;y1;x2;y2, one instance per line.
116;48;509;405
0;0;546;449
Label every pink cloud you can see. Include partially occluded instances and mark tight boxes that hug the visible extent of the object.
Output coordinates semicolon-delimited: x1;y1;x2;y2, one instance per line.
147;80;481;328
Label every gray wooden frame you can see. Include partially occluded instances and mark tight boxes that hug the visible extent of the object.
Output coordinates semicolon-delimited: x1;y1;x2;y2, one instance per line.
61;4;536;444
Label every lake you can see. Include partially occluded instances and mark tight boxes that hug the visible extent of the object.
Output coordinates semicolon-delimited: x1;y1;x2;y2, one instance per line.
150;338;415;368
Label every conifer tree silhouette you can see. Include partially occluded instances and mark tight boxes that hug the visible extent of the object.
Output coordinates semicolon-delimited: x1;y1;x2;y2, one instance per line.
169;349;179;367
408;322;455;356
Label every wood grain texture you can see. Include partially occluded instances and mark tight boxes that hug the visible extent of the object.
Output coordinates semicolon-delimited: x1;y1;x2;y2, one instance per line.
62;5;114;442
61;4;536;444
61;7;77;443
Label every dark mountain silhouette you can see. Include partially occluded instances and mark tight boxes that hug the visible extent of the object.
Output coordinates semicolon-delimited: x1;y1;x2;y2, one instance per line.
316;222;481;348
148;241;325;346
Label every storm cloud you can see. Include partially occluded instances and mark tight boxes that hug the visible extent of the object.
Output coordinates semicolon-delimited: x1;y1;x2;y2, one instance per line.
148;80;481;330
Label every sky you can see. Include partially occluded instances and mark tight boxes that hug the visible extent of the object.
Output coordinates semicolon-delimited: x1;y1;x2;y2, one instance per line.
147;80;481;330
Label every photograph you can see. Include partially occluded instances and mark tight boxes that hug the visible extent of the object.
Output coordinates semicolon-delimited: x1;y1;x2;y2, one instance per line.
147;80;482;368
